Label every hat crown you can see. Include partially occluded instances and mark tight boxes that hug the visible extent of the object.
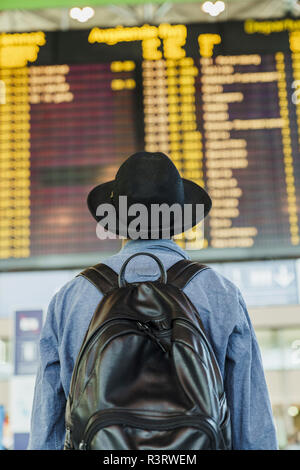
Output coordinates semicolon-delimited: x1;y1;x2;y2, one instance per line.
114;152;184;207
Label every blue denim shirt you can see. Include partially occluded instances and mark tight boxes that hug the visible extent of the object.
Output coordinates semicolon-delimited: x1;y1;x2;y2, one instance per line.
28;238;278;450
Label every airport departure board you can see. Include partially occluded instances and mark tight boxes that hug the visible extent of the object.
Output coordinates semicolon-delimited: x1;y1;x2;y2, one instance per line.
1;19;300;268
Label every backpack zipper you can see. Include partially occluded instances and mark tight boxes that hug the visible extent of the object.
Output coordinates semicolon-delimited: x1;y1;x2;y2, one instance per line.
78;409;219;450
136;322;167;352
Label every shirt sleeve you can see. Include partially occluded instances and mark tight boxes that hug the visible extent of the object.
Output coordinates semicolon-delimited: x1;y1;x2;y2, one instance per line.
27;293;66;450
224;291;278;450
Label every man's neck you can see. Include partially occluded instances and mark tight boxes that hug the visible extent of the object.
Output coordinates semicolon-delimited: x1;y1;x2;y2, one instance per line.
121;238;130;248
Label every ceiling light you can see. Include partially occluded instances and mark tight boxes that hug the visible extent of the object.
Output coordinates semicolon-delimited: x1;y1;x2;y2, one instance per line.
202;1;225;17
69;7;95;23
288;406;299;417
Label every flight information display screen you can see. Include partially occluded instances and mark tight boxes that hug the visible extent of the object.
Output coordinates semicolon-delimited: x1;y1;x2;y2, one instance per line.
1;18;300;268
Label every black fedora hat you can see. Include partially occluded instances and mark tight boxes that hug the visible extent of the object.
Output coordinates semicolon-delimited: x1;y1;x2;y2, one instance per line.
87;151;212;238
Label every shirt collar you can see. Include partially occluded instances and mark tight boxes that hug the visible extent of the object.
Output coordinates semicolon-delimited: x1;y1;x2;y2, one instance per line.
119;238;190;260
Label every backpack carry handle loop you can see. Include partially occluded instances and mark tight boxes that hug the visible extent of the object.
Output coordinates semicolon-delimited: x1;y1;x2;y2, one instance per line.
118;252;167;287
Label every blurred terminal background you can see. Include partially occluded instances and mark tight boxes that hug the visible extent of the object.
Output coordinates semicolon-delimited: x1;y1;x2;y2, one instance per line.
1;0;300;450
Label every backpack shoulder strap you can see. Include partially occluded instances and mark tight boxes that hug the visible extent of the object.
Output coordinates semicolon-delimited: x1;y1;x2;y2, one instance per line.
167;259;210;289
78;263;118;294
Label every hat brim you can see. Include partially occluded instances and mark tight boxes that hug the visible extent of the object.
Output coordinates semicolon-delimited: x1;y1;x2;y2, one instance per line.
87;178;212;238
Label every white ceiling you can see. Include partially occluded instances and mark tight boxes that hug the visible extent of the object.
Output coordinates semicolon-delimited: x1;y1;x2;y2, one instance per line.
0;1;299;32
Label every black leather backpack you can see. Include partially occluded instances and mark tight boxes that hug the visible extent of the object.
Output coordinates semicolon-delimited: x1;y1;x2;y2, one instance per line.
64;252;232;450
